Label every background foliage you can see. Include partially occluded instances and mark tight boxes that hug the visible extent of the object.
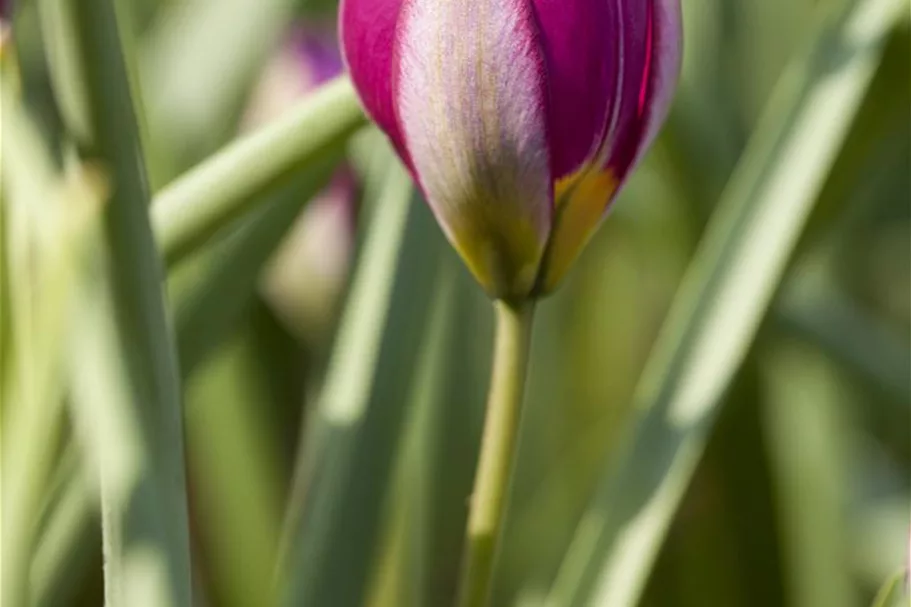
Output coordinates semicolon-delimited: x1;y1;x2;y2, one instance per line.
2;0;909;606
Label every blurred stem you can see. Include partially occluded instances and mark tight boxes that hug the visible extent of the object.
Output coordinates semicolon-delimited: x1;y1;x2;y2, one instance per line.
151;77;365;267
457;300;535;607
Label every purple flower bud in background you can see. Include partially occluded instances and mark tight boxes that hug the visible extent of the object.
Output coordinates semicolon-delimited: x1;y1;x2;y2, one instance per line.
341;0;682;299
244;25;357;342
0;0;11;50
243;25;347;129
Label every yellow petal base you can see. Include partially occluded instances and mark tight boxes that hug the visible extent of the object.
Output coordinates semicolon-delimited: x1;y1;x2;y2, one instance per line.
537;167;618;294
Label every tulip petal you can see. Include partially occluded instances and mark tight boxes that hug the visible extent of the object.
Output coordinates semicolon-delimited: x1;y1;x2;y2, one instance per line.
604;0;682;182
537;0;682;293
395;0;552;298
537;168;619;292
530;0;620;180
601;0;653;181
339;0;411;165
627;0;684;172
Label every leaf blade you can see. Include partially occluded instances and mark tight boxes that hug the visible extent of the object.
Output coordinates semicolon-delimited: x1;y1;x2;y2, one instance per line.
549;1;905;605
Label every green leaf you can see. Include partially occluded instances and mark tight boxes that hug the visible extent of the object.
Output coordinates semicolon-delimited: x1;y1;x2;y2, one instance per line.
67;1;193;604
761;342;859;607
0;76;89;607
548;1;906;605
174;150;344;377
364;257;461;607
37;0;93;145
366;248;492;607
870;570;908;607
30;449;97;607
776;278;911;406
407;263;492;607
151;77;366;268
65;225;190;607
280;157;447;607
183;328;286;607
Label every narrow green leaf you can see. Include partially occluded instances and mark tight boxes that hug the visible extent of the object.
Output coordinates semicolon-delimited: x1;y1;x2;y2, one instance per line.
870;570;908;607
366;249;490;607
151;77;366;267
281;158;446;607
37;0;92;145
68;1;192;604
0;80;88;607
377;252;492;607
548;1;905;605
761;342;858;607
365;258;460;607
776;279;911;406
667;13;911;406
183;330;286;607
30;449;97;607
65;225;188;607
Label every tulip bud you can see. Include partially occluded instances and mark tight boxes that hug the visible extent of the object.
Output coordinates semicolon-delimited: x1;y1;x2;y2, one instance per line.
341;0;681;300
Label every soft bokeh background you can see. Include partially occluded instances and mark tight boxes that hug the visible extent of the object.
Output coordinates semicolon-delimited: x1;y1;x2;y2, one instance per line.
2;0;909;606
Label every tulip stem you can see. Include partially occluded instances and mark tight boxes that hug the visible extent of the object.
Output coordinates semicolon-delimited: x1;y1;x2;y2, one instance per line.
457;299;536;607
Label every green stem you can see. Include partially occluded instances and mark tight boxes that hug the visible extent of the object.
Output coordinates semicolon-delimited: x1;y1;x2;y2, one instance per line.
151;76;364;267
457;300;535;607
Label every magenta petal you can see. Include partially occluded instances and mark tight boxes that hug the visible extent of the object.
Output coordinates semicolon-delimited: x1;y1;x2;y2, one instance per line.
530;0;620;180
339;0;411;165
629;0;683;170
538;0;681;293
605;0;682;184
601;0;652;181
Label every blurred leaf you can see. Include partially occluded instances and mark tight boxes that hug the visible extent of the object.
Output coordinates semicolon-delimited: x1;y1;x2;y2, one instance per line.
174;150;343;377
281;157;447;607
761;342;859;607
413;266;493;606
870;570;908;607
140;0;297;184
853;493;910;590
30;448;97;607
37;0;92;144
365;259;461;607
776;277;911;406
0;79;89;607
548;1;905;605
184;328;286;607
805;19;911;249
68;1;192;603
366;250;492;607
65;223;189;607
151;77;365;267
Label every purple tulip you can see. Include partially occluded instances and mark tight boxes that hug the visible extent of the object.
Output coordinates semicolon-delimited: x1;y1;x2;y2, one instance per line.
341;0;682;299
